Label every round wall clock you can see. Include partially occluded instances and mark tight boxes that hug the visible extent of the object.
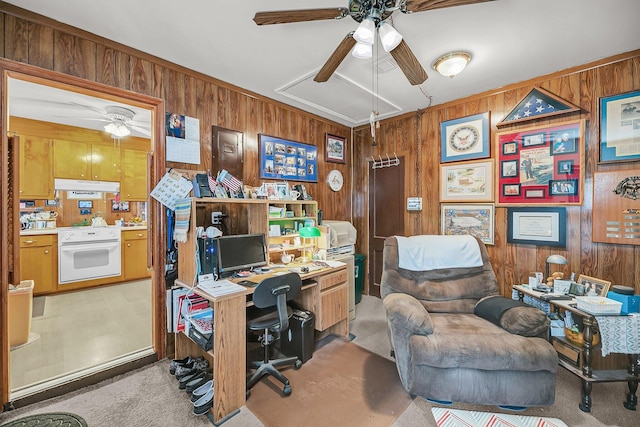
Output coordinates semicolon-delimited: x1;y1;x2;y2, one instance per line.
327;169;343;191
449;125;480;152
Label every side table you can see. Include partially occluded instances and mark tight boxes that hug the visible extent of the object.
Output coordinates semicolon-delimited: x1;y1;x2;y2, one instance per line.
514;284;639;412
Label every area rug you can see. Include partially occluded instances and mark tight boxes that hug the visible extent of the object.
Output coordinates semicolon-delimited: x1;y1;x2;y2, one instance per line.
431;408;568;427
245;335;412;427
0;412;87;427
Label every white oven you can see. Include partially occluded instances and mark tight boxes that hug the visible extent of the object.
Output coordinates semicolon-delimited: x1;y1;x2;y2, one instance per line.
58;227;122;284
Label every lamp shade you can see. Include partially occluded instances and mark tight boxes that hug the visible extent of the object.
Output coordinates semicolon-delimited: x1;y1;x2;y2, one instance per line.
104;122;130;137
299;226;321;238
432;51;471;78
546;254;568;265
378;21;402;52
352;41;372;59
353;17;375;45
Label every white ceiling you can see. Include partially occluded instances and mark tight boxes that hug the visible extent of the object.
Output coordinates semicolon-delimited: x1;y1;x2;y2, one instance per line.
5;0;640;128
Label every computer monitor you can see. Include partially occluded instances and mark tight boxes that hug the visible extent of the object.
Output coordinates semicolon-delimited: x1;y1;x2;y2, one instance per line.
215;233;268;277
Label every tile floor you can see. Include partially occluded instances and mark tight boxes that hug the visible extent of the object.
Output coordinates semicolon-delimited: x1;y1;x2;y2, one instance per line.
9;280;152;394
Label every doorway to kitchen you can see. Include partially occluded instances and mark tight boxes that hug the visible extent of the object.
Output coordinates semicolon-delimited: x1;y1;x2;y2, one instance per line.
2;63;165;407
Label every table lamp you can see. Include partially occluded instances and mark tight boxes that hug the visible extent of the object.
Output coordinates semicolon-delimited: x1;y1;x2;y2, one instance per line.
545;254;568;285
298;226;321;263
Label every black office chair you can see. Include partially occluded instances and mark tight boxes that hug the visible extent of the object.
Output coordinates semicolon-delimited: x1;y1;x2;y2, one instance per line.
246;272;303;396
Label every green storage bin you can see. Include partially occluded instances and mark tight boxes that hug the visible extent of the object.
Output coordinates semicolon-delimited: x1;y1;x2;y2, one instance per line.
354;254;365;304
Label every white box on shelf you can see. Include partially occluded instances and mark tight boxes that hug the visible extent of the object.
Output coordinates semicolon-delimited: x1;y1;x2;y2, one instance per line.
575;296;622;315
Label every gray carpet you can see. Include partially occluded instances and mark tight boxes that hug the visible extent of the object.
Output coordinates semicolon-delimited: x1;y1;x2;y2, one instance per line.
0;295;638;427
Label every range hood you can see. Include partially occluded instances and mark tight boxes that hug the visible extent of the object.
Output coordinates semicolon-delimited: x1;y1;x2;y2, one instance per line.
54;178;120;193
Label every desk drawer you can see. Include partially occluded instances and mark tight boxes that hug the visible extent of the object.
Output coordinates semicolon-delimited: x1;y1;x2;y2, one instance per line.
318;284;347;330
317;268;347;291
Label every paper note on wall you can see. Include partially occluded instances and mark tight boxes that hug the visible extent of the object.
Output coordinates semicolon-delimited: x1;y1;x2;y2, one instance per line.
150;169;193;210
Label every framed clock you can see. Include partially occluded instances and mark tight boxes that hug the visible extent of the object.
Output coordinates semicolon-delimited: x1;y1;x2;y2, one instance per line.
440;112;490;163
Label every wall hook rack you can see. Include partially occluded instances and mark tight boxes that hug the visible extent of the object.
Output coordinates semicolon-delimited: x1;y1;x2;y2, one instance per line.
370;152;400;169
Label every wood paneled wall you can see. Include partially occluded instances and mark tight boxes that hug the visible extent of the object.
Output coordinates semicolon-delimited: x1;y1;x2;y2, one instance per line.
354;50;640;297
0;5;353;224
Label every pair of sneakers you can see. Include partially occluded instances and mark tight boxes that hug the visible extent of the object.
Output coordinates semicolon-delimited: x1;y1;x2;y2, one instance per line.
172;356;208;378
191;380;214;416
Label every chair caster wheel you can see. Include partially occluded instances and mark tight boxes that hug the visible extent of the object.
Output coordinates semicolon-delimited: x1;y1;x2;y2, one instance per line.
294;360;302;369
283;385;292;396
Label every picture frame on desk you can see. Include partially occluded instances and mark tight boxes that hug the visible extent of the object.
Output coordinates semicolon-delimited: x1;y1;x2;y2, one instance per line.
576;275;611;297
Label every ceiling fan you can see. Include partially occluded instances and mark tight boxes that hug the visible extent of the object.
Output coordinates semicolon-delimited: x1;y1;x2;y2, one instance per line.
253;0;495;86
66;103;152;137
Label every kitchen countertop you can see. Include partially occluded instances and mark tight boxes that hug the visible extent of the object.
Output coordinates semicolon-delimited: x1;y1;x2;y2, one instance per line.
21;225;147;236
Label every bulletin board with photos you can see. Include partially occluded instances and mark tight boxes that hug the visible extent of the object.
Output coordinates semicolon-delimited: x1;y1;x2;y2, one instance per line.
259;134;318;183
495;119;585;205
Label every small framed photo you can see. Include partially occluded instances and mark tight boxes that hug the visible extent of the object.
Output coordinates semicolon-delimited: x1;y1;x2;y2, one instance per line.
276;182;289;199
522;132;546;147
440;159;493;202
502;141;518;155
441;203;495;245
501;160;519;178
503;183;521;196
325;133;346;164
557;160;574;174
440;112;490;163
576;275;611;297
599;89;640;163
550;129;577;154
549;179;578;196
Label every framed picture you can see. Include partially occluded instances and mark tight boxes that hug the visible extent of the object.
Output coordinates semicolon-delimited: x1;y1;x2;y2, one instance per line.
441;203;495;245
495;119;584;205
440;159;493;202
576;275;611;297
325;133;346;164
600;89;640;163
557;160;574;174
440;112;490;163
259;134;318;182
507;207;566;247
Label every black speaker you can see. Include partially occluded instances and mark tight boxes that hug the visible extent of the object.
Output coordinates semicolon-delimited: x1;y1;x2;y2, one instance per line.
278;309;315;363
198;238;217;275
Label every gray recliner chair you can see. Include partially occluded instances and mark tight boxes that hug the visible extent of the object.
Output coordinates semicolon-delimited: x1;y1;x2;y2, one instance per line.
381;235;558;407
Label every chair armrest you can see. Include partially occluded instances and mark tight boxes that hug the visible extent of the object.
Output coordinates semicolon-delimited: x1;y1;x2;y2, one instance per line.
383;293;433;336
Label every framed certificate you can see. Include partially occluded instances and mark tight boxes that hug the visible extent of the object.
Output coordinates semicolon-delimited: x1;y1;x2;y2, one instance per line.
507;207;566;247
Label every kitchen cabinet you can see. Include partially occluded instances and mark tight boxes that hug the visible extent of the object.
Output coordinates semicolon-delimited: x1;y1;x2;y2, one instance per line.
123;229;150;280
120;148;148;200
20;234;57;295
53;140;120;181
19;134;54;199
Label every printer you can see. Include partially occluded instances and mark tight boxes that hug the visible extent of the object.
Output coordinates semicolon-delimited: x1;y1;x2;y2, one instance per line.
318;220;357;320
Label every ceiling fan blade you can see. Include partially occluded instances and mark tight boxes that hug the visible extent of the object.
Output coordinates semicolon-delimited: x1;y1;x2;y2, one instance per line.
389;40;428;86
127;124;151;137
69;102;110;119
405;0;495;13
314;33;356;83
254;8;348;25
53;116;111;123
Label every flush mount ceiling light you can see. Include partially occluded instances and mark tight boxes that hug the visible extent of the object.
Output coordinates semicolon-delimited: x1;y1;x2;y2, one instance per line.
432;51;472;78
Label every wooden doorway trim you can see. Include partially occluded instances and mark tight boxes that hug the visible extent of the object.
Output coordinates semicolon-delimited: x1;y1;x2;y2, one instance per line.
0;60;166;406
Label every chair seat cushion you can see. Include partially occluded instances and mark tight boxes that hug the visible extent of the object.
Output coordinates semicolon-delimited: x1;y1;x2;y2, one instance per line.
410;313;558;372
474;295;549;337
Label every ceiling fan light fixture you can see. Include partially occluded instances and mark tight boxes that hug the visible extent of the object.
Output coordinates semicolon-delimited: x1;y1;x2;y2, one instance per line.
104;122;130;137
353;17;375;45
378;21;402;52
352;41;372;59
433;51;471;78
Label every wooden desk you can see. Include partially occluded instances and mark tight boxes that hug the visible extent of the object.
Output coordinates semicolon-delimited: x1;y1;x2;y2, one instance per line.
514;285;639;413
174;264;349;425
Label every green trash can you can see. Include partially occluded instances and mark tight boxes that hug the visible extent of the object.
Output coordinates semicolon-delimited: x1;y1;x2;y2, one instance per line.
354;254;365;304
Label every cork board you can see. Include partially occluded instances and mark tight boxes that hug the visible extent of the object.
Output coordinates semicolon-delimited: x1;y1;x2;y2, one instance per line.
593;170;640;245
